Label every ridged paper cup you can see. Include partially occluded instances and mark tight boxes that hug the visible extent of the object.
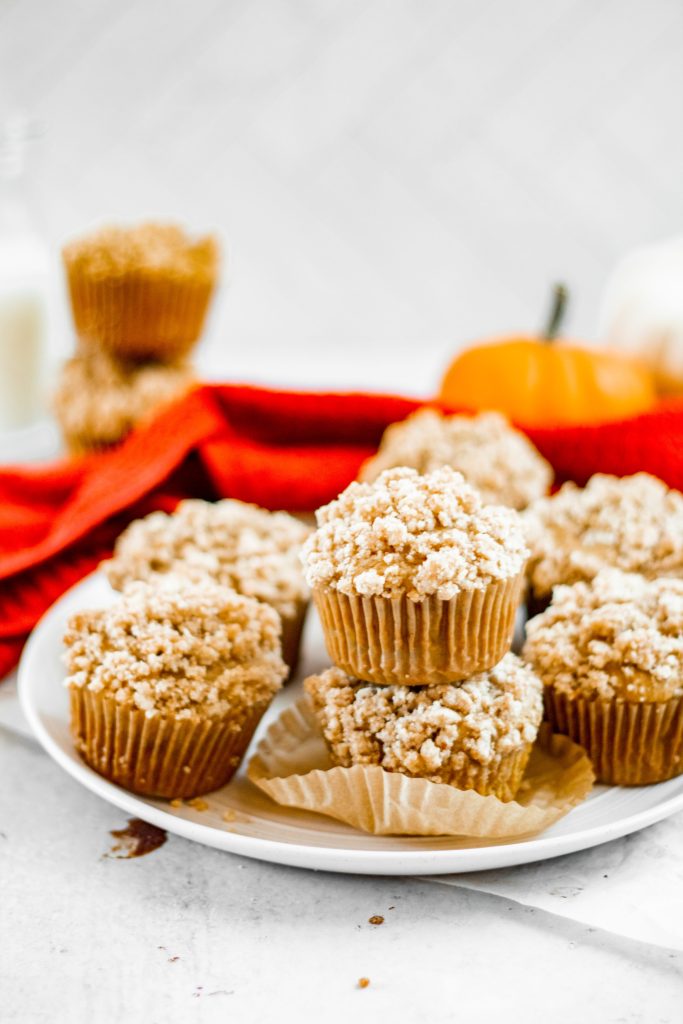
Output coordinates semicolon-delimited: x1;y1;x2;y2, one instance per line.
313;573;525;685
545;688;683;786
280;600;309;681
70;687;270;799
247;698;594;837
65;266;216;361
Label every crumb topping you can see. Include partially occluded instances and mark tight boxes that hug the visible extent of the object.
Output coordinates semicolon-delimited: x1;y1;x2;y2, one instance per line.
63;223;219;281
360;409;552;510
524;473;683;599
52;349;195;450
304;654;543;778
523;568;683;702
64;582;286;719
302;467;527;600
105;499;311;620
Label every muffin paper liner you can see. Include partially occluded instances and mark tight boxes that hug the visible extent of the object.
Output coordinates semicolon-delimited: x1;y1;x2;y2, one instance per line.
313;574;525;685
545;689;683;786
280;600;309;680
66;266;215;362
71;688;270;799
247;698;594;837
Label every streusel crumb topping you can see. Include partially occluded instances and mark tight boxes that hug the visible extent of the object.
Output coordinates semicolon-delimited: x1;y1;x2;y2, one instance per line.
304;654;543;778
360;409;552;510
52;349;195;450
523;568;683;702
105;499;311;620
302;467;527;600
63;223;218;280
524;473;683;599
64;582;286;719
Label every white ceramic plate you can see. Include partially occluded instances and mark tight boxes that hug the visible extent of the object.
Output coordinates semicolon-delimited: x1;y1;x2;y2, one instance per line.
18;572;683;876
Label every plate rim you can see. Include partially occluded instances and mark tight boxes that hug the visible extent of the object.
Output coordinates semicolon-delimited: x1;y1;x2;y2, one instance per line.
17;571;683;876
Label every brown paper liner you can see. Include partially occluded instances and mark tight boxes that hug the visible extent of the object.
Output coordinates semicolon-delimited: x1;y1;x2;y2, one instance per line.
247;698;594;837
545;688;683;786
313;573;525;685
70;688;269;799
65;266;215;361
280;600;309;680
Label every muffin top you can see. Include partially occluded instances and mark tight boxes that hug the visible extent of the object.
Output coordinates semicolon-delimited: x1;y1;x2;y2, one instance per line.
52;349;194;450
105;499;311;620
360;409;552;510
63;223;219;281
523;568;683;703
301;466;527;601
524;473;683;599
304;654;543;777
64;582;286;720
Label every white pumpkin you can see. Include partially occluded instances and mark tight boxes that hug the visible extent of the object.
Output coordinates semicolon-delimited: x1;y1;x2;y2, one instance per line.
598;237;683;393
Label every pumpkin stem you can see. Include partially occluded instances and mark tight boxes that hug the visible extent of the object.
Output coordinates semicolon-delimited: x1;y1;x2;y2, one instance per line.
542;283;568;341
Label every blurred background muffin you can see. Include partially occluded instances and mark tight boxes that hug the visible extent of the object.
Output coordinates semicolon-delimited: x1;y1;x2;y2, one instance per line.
63;222;219;362
360;408;552;509
523;472;683;611
52;347;195;453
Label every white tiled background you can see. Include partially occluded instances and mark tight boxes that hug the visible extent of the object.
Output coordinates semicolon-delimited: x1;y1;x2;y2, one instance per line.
2;0;683;394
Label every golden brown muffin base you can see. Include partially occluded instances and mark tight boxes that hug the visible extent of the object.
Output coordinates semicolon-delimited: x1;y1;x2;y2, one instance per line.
66;269;215;361
544;688;683;785
280;600;309;680
313;573;525;685
70;687;269;799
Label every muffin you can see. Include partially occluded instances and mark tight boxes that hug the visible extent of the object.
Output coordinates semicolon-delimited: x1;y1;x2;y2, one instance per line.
360;408;552;510
304;654;544;801
524;472;683;612
104;499;311;675
64;581;286;798
523;568;683;785
63;223;219;361
302;466;528;685
52;347;195;453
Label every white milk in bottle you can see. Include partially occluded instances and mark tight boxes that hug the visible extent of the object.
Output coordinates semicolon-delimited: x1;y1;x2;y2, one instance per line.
0;116;49;432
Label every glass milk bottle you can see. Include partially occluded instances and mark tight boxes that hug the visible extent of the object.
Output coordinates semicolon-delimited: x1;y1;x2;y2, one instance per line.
0;116;49;431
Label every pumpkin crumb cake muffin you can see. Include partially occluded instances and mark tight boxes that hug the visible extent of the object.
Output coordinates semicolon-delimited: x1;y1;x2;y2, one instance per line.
523;568;683;785
63;222;219;361
524;472;683;608
304;654;543;801
105;499;311;674
64;582;286;798
360;408;552;509
302;466;528;684
52;348;195;453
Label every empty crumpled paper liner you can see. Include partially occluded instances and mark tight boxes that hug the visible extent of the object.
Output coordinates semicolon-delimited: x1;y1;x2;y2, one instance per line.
248;698;595;837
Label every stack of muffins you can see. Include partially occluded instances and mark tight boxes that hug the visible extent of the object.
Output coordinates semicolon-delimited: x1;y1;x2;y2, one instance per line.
54;223;219;453
300;466;545;802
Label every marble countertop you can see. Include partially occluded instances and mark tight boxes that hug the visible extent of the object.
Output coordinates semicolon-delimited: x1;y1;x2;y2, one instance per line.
1;726;681;1024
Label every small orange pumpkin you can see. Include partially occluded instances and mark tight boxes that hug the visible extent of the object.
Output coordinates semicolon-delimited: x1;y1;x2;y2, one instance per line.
439;285;656;428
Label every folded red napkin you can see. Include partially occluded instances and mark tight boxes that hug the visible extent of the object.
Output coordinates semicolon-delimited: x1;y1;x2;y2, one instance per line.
2;382;683;678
